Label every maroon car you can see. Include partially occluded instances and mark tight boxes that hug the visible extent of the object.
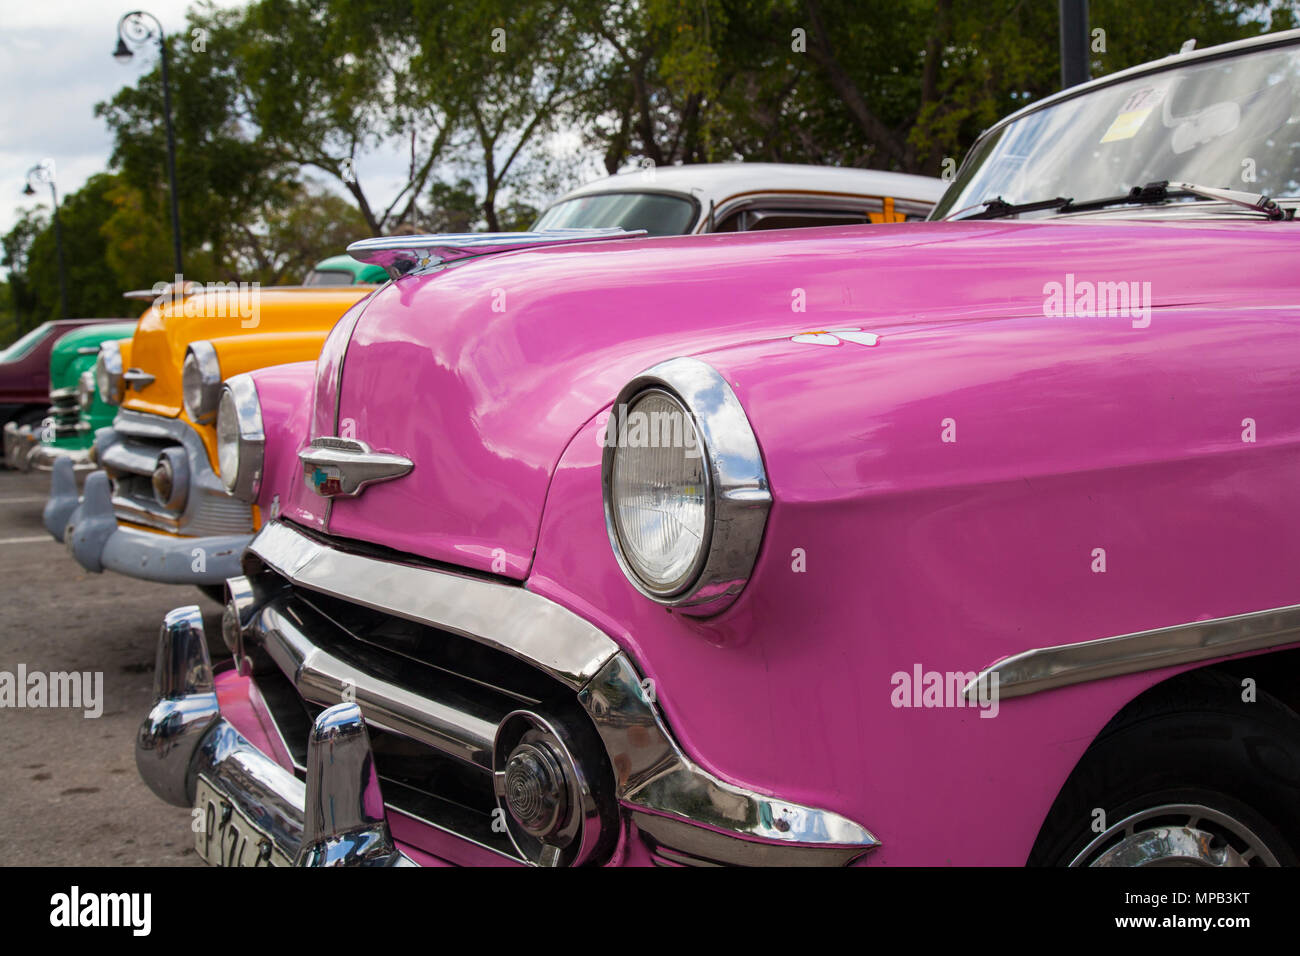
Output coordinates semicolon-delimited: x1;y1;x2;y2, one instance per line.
0;320;121;431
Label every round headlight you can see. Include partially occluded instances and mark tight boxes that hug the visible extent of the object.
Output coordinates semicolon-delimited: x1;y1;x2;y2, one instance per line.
182;342;222;424
77;370;95;412
608;390;709;594
602;358;772;616
94;342;124;405
216;375;264;501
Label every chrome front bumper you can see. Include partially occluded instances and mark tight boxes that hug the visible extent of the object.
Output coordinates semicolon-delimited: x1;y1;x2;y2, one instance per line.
29;442;93;472
45;456;249;585
137;607;412;866
43;404;255;586
2;421;39;470
136;519;881;867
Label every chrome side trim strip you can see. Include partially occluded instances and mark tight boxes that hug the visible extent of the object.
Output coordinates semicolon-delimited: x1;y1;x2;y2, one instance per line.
247;520;619;689
966;603;1300;701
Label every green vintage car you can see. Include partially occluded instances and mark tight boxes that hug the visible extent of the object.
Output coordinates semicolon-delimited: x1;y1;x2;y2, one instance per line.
8;321;136;471
301;253;389;286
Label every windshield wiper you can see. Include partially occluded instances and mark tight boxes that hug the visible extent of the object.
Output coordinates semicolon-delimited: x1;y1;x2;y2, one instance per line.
956;180;1290;222
952;195;1073;220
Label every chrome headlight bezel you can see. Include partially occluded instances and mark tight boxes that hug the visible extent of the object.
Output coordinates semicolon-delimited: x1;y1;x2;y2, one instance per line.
94;341;125;406
77;370;96;413
182;341;223;425
216;374;264;501
601;357;771;616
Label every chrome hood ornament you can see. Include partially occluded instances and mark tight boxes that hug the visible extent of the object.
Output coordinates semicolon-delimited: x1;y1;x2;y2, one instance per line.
300;437;413;498
347;228;647;280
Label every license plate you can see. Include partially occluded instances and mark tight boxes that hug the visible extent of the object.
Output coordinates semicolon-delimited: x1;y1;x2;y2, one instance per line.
194;777;294;867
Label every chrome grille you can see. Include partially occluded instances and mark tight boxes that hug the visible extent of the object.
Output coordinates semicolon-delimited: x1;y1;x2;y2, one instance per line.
102;409;255;536
240;571;545;863
47;388;81;432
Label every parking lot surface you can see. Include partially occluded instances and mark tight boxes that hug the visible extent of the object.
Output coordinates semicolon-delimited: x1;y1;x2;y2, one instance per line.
0;467;218;865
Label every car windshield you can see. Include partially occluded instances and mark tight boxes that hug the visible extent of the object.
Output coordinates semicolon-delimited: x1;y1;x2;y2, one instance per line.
0;323;52;364
532;191;697;236
932;42;1300;219
302;269;356;286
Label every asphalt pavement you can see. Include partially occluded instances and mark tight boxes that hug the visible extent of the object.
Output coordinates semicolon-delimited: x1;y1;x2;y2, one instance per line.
0;466;220;865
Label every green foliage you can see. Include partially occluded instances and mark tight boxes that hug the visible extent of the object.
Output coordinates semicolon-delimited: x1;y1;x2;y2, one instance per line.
2;174;137;324
1;207;46;329
425;178;483;233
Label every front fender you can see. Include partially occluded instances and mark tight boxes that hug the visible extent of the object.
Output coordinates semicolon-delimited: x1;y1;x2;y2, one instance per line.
243;361;317;521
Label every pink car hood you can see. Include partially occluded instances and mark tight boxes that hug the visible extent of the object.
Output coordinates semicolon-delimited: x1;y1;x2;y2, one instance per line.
281;217;1287;578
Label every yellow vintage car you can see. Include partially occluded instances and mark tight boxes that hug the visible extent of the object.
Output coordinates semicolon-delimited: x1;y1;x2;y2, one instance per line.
45;279;378;596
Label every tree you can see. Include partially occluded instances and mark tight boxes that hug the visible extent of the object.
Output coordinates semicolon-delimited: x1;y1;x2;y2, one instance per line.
1;207;46;331
412;0;599;229
423;178;483;233
3;175;138;322
231;179;371;283
238;0;460;235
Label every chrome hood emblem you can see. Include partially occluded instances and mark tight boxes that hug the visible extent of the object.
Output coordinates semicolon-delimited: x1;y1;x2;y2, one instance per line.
300;437;413;498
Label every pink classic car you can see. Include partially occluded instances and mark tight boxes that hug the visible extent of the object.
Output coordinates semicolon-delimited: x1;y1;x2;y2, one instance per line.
137;30;1300;867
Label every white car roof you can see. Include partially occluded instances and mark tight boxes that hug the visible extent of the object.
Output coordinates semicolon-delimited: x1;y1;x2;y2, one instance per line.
553;162;947;207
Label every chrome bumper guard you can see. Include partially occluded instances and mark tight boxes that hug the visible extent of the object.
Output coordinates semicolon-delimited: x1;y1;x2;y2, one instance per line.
44;456;249;585
136;606;413;866
138;519;881;867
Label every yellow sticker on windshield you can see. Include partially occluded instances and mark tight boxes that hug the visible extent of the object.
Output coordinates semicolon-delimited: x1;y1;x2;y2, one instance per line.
1101;109;1151;142
1100;86;1166;143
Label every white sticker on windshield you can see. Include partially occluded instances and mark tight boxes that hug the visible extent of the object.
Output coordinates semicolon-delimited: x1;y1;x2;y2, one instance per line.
1100;86;1167;143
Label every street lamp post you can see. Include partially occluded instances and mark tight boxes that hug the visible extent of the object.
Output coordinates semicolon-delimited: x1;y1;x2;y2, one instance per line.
23;160;69;320
1059;0;1091;90
113;9;183;277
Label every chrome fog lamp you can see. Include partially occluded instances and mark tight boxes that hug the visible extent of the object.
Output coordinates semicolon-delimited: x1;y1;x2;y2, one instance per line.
216;374;264;501
77;370;96;412
503;741;568;838
94;341;125;405
492;711;616;867
182;341;222;424
602;357;771;616
150;447;189;512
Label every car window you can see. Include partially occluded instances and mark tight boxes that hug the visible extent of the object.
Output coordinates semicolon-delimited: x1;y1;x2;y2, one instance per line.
302;269;356;287
714;209;875;232
533;192;697;236
0;324;52;364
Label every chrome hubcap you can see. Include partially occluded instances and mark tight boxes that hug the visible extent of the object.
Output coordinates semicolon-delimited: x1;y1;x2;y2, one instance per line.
1070;803;1279;866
